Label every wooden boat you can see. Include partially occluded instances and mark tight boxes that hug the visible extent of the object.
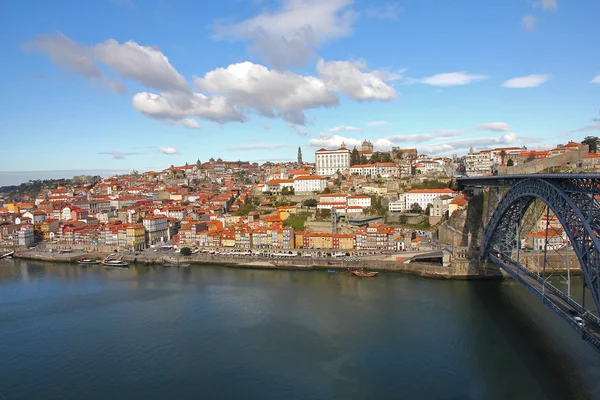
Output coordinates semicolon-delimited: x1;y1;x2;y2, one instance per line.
78;259;99;265
351;270;378;277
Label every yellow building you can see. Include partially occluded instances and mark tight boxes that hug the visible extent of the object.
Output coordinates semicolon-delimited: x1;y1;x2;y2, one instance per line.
126;224;146;251
305;233;333;249
294;232;304;248
337;234;355;249
277;206;297;221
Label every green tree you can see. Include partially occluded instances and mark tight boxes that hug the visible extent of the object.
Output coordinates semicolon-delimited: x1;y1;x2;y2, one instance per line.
180;247;192;256
410;203;423;213
321;187;331;194
507;159;514;167
582;136;598;153
351;147;360;165
303;198;317;207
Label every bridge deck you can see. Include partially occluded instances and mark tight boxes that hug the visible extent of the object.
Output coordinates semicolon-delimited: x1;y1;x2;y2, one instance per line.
458;173;600;187
489;254;600;353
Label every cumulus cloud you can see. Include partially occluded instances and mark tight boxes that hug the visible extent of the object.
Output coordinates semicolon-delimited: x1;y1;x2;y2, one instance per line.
228;144;291;151
94;39;190;93
212;0;357;69
310;133;393;151
99;150;140;159
522;15;537;31
195;61;338;124
25;34;399;127
329;126;363;132
475;122;512;132
317;59;399;101
503;74;550;88
419;71;487;86
592;75;600;84
132;91;245;126
158;146;178;154
364;3;402;20
22;34;127;94
367;121;390;126
180;118;200;129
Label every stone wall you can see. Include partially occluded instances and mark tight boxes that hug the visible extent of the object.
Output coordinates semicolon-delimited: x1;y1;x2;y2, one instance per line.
498;147;588;175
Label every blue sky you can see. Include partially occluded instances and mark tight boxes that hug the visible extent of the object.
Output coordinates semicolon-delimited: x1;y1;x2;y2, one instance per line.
1;0;599;185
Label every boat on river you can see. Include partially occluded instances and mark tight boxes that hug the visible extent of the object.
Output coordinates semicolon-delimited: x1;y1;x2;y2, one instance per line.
349;268;378;277
102;260;129;268
327;270;336;274
78;259;100;265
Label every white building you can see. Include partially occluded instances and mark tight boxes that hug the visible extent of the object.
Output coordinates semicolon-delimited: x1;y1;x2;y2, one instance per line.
143;215;169;245
18;224;34;247
315;146;351;176
347;195;371;208
465;148;492;176
293;175;327;193
430;196;454;217
388;194;406;212
405;189;456;212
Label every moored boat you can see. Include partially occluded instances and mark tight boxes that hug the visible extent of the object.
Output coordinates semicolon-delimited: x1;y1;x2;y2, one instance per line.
78;259;100;265
102;260;129;268
327;269;336;274
351;270;378;277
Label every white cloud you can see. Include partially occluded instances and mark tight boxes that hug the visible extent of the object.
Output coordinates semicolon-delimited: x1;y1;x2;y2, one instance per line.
502;74;550;88
94;39;190;93
228;144;291;151
522;15;537;31
22;34;127;94
431;129;465;135
159;146;178;154
536;0;557;11
329;125;363;132
212;0;357;68
132;91;245;126
290;124;310;136
195;61;338;125
99;150;140;159
475;122;512;132
418;133;518;155
310;133;394;151
367;121;390;126
592;75;600;84
419;71;487;87
387;131;463;143
317;59;399;101
365;3;402;20
180;118;200;129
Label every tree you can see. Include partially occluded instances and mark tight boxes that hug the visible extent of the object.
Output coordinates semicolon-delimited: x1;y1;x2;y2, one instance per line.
507;159;514;167
351;147;360;165
526;153;536;163
180;247;192;256
582;136;599;153
321;187;331;194
425;203;433;216
410;203;423;213
303;198;317;207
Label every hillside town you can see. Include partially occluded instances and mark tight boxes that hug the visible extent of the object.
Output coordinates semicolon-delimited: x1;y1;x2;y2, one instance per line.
1;137;598;254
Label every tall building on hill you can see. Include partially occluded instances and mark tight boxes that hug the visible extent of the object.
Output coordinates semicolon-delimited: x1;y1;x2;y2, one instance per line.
315;144;351;176
298;147;303;164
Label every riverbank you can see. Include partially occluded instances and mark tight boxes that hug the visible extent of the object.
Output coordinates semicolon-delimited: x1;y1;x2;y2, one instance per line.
9;249;503;280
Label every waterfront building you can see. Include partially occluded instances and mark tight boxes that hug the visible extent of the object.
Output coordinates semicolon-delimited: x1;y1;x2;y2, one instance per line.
143;215;169;245
18;224;34;247
126;224;146;251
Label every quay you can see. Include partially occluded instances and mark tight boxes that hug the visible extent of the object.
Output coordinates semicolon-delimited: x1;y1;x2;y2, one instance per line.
5;248;501;280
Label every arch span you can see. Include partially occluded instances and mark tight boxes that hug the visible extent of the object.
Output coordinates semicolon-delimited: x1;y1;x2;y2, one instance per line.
483;178;600;312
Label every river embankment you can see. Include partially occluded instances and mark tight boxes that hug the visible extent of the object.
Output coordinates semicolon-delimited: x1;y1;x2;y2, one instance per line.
7;248;504;280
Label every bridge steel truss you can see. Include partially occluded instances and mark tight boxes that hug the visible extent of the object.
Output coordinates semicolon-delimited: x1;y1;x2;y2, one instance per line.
458;174;600;315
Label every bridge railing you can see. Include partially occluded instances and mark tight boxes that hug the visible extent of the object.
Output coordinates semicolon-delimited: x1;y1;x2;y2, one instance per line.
490;253;600;327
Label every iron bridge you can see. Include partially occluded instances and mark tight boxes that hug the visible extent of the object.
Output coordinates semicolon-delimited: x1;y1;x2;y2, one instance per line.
458;174;600;353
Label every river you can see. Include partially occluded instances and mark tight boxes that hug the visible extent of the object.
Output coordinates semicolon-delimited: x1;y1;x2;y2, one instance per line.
1;259;599;399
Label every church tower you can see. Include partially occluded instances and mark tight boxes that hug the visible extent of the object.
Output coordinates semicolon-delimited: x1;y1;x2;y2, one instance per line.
297;147;303;164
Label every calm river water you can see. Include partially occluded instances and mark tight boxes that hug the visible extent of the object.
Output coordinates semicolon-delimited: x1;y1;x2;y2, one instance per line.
1;259;600;400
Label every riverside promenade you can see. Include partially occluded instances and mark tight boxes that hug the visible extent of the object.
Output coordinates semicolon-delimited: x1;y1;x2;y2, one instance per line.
6;247;500;280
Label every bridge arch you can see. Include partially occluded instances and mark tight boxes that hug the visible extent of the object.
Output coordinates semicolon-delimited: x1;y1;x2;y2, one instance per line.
483;178;600;311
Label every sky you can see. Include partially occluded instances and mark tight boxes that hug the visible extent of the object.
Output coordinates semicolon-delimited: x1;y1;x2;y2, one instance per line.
1;0;600;185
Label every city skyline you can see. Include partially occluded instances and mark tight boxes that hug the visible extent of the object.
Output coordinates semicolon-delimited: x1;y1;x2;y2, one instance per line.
2;0;600;184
